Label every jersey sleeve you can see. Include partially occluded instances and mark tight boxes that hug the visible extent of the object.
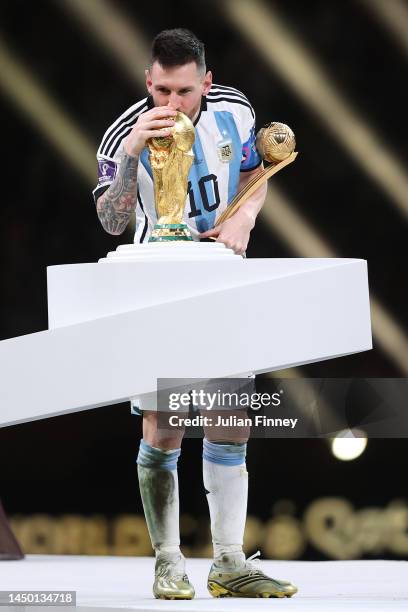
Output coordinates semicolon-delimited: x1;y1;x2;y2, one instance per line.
240;122;262;172
232;91;262;172
92;97;150;205
92;156;119;204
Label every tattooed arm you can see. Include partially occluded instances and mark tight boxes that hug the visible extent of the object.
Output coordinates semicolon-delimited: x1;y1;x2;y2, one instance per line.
96;106;177;234
96;152;139;235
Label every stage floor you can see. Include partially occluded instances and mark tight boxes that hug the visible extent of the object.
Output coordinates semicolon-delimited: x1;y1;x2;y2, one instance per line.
0;555;407;611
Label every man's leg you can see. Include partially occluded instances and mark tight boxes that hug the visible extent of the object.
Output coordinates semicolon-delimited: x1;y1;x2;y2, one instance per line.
203;411;297;598
137;411;195;600
202;410;249;567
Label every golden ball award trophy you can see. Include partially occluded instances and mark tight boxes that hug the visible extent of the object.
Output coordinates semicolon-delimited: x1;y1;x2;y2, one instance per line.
214;121;297;227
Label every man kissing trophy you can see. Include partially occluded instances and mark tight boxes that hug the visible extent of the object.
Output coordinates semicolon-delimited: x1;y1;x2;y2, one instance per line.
94;28;298;600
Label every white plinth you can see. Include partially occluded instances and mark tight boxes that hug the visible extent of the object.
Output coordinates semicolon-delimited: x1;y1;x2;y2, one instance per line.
0;244;372;427
100;241;241;263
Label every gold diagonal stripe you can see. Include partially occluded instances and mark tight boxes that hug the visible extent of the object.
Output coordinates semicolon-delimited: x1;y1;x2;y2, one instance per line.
59;0;149;88
0;36;95;183
224;0;408;221
360;0;408;57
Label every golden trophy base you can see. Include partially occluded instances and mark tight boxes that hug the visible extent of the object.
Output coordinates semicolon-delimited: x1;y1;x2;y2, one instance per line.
148;223;193;242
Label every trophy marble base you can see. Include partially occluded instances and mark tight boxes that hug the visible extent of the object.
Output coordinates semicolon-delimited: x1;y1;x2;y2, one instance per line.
148;223;193;242
98;241;241;263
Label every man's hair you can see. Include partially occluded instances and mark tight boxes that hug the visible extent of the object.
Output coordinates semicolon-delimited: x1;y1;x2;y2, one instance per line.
150;28;206;73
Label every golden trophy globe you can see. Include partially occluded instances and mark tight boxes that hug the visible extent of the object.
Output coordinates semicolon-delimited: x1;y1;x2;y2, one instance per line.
256;121;296;162
148;111;195;242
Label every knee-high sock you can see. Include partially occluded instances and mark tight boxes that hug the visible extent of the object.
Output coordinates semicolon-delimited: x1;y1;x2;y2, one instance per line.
203;438;248;565
137;439;181;556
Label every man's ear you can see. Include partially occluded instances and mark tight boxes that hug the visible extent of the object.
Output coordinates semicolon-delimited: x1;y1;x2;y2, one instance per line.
145;69;152;94
202;70;213;95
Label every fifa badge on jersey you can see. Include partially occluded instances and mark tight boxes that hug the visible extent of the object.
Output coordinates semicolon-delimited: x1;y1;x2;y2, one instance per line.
217;135;234;163
98;159;117;185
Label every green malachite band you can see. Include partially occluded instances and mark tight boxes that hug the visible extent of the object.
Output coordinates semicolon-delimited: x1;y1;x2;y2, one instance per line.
149;235;193;242
154;224;186;229
148;223;193;242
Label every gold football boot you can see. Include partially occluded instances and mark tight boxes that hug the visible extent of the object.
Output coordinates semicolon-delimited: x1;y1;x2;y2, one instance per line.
207;551;297;598
153;553;195;600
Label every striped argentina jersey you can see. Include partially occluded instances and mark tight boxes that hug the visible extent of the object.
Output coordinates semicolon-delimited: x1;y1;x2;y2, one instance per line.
93;84;262;242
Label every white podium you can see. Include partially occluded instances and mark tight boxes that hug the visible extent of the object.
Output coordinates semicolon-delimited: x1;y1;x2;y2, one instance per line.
0;243;372;427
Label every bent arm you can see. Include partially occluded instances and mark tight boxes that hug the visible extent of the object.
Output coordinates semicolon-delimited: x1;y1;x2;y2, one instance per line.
199;165;267;255
96;152;139;235
234;164;267;229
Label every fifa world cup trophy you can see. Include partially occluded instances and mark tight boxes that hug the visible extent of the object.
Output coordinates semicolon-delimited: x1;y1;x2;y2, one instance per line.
147;112;195;241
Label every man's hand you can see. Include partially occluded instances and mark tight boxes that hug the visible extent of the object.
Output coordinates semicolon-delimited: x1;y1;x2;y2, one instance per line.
123;106;177;157
200;165;267;254
199;209;255;255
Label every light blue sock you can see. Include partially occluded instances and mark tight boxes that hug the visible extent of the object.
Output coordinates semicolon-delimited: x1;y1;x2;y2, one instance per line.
137;439;181;555
203;439;248;566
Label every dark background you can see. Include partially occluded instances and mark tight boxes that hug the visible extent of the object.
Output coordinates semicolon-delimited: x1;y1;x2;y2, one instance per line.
0;0;407;559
